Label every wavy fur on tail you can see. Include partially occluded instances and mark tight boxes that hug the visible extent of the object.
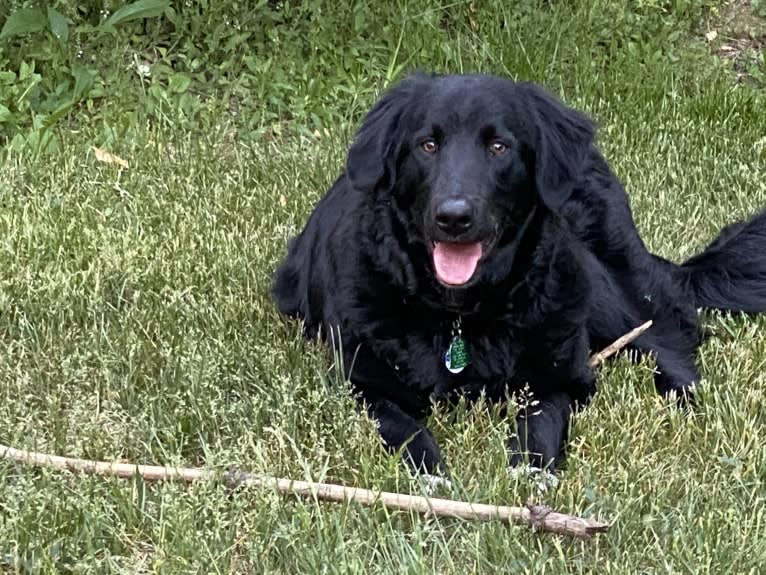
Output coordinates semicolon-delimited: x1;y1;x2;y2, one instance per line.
682;209;766;314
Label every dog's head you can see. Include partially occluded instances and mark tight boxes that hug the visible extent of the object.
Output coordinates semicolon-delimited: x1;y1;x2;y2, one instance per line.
346;72;595;291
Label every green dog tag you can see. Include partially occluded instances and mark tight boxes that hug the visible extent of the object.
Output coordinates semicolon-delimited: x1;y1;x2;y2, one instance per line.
445;335;470;374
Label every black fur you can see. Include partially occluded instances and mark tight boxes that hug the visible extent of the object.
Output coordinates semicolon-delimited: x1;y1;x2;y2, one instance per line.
272;72;766;475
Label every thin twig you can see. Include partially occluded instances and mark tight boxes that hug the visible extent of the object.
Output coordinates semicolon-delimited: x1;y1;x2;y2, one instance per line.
0;325;650;541
0;443;609;540
588;320;653;368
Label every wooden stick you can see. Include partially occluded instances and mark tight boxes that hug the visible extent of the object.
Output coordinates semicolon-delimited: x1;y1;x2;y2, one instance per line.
588;320;653;368
0;326;650;541
0;443;609;540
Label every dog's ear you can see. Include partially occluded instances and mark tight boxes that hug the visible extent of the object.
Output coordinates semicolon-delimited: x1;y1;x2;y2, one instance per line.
346;74;425;192
520;83;596;211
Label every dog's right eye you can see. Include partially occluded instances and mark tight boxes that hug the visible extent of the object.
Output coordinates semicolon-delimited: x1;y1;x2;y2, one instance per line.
420;139;438;154
489;140;509;156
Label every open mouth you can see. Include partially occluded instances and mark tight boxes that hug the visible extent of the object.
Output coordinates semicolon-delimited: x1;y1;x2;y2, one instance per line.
432;241;485;286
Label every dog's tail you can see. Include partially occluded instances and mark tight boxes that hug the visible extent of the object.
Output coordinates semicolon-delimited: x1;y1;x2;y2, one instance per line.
681;209;766;313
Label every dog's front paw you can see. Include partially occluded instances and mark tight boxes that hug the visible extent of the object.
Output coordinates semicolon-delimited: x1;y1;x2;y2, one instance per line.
386;426;445;476
508;433;561;473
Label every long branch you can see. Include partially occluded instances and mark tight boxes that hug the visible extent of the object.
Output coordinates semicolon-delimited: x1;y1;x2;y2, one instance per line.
0;443;608;539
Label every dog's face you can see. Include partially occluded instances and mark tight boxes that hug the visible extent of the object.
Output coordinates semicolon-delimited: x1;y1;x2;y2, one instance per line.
403;77;535;287
346;73;595;290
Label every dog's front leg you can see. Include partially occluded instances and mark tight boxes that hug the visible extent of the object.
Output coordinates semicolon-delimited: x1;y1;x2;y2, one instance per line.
367;399;445;476
507;390;576;473
506;319;595;473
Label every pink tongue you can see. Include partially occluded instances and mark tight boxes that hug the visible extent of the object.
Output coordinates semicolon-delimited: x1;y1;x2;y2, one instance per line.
433;242;483;285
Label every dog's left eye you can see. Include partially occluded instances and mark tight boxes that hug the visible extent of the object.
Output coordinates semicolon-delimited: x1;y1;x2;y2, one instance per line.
489;141;509;156
420;139;439;154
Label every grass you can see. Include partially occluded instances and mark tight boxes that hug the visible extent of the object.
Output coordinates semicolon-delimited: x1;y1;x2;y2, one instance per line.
1;1;766;573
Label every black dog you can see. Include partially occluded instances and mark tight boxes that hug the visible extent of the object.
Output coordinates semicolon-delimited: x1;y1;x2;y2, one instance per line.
272;72;766;475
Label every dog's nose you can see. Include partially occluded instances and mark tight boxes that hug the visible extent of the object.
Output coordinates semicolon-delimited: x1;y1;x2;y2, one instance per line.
435;199;473;236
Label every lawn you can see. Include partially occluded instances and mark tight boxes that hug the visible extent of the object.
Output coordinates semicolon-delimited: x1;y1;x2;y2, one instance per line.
1;1;766;573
